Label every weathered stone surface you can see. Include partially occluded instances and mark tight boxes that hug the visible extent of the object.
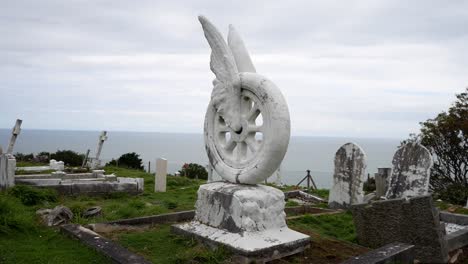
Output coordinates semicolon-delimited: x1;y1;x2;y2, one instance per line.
343;242;414;264
351;195;448;263
83;206;102;218
0;154;16;190
155;158;167;192
37;205;73;226
194;182;286;232
200;16;290;185
61;224;151;264
375;168;391;198
7;119;22;154
385;142;433;199
328;143;367;209
49;159;64;171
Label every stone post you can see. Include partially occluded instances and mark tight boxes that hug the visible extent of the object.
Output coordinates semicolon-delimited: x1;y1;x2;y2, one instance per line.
0;150;16;190
155;158;167;192
94;131;107;168
7;119;22;154
375;168;391;198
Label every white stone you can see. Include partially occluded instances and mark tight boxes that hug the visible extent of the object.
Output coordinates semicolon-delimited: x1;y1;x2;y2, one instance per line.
200;16;290;185
328;142;367;209
155;158;167;192
49;159;65;171
194;182;286;232
0;154;16;190
385;142;433;199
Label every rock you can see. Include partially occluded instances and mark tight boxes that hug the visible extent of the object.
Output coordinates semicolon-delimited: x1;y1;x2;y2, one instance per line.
37;205;73;226
82;206;102;218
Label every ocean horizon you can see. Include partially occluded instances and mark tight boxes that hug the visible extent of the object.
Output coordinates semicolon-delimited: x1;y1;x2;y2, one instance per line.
0;128;402;188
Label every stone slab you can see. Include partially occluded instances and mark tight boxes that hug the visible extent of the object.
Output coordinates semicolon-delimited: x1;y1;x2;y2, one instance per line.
172;222;309;263
155;158;167;192
351;195;448;263
385;142;432;199
61;224;150;264
343;242;414;264
328;142;367;209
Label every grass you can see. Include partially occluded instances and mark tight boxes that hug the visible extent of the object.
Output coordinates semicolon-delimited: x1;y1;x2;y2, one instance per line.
110;224;231;263
435;200;468;215
288;212;357;243
0;191;110;264
16;161;48;167
57;166;204;225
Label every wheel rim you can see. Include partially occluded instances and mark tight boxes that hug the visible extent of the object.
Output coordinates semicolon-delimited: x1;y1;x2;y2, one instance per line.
213;89;266;169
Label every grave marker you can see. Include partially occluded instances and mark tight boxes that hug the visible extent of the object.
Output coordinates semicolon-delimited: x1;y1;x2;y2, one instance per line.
328;142;367;209
385;142;433;199
155;158;167;192
7;119;22;154
375;168;391;198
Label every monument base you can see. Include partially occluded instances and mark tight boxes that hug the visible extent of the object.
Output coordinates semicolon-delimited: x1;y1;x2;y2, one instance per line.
171;182;310;263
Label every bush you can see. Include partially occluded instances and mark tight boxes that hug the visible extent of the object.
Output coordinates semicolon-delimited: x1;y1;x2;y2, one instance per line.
363;177;376;194
0;194;36;234
106;152;143;170
434;183;467;205
8;185;58;206
51;150;84;167
14;153;35;162
179;163;208;180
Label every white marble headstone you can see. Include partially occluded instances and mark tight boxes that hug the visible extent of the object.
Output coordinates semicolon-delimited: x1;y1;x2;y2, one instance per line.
328;142;367;209
385;142;433;199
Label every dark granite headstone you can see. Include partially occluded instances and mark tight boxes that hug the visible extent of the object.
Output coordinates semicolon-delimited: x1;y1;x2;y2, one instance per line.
351;195;448;263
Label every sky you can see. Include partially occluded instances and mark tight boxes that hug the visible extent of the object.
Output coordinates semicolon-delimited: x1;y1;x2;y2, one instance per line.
1;0;467;138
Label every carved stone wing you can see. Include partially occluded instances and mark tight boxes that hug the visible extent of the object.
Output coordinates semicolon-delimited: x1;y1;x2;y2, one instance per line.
228;25;256;73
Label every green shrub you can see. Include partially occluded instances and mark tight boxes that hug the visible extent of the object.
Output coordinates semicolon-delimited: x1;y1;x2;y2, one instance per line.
51;150;85;167
179;163;208;180
0;194;36;234
8;185;58;206
106;152;143;170
363;177;376;194
433;183;468;205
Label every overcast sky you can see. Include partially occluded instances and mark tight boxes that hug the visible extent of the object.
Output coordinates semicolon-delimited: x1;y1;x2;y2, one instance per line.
1;0;467;138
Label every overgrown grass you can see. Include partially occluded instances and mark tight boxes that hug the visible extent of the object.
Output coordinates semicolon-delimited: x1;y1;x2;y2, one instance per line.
16;161;48;167
288;212;356;243
435;200;468;214
57;166;204;225
112;224;231;263
0;190;110;263
309;188;330;199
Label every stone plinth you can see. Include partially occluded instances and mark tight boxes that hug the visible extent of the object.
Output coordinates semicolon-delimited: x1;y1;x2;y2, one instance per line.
172;182;309;262
0;154;16;190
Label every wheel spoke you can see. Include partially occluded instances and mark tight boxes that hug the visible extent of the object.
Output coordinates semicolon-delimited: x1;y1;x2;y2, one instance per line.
224;140;236;152
217;125;230;132
248;105;260;122
236;142;247;161
248;125;263;132
245;136;257;153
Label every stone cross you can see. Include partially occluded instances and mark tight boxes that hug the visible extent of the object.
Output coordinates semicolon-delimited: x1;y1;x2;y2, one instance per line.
385;142;433;199
328;142;367;209
7;119;22;154
155;158;167;192
95;131;108;162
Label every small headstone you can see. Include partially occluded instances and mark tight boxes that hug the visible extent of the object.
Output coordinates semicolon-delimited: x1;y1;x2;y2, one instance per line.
0;153;16;190
49;159;65;171
155;158;167;192
375;168;391;198
385;142;433;199
328;142;367;209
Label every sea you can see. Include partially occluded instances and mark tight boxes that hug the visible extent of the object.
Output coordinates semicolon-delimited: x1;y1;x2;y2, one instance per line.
0;129;401;188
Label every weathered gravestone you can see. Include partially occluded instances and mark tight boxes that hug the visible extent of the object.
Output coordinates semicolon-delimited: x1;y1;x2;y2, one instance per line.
328;142;367;209
375;167;391;198
7;119;22;154
155;158;167;192
385;142;432;199
351;195;449;263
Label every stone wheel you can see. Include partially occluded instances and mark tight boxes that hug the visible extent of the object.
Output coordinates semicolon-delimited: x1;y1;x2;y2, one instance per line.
204;72;290;184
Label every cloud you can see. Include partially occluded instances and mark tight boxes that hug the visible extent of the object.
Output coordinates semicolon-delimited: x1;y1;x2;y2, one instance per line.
0;0;466;138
